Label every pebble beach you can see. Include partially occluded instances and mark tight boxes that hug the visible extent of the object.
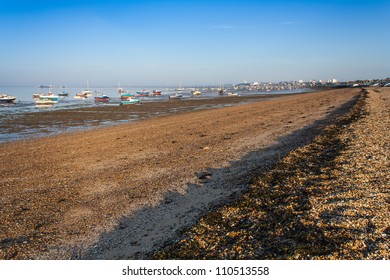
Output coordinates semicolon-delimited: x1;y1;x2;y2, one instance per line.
1;87;388;260
154;87;390;260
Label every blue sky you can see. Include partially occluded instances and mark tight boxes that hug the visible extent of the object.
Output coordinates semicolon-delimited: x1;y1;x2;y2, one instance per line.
0;0;389;86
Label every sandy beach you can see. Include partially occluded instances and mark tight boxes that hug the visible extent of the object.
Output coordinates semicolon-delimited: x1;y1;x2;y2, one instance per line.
0;88;368;259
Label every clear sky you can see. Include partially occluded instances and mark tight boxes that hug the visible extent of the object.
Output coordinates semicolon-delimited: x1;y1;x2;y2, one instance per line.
0;0;389;86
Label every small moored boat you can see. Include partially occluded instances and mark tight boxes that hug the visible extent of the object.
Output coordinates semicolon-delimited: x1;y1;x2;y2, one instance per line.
0;94;17;103
169;93;183;99
120;93;135;100
35;93;59;105
74;90;93;99
120;97;141;105
95;95;110;103
59;92;69;98
136;90;150;97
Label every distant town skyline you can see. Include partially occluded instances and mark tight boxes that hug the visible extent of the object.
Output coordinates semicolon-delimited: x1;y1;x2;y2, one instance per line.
1;0;389;86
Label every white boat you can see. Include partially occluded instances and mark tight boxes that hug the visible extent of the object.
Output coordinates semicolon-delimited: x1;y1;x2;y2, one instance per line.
35;93;59;105
175;82;185;92
192;90;202;96
74;90;93;99
0;94;17;103
75;80;93;98
169;93;183;99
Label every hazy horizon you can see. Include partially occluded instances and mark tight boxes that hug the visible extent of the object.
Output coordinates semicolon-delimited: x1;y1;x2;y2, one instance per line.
1;0;389;87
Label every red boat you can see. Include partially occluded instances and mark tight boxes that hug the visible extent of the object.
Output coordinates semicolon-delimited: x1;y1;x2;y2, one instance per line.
95;95;110;103
152;90;162;96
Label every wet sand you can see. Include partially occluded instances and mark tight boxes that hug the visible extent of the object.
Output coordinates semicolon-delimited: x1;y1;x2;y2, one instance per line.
0;88;362;259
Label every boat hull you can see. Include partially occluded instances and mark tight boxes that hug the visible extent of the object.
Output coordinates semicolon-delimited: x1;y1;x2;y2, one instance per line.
136;91;150;97
120;99;140;105
35;95;59;105
169;94;182;99
0;98;16;103
95;96;110;103
0;94;17;103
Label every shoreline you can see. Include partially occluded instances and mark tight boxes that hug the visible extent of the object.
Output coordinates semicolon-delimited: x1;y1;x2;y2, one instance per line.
1;93;303;144
0;88;363;259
